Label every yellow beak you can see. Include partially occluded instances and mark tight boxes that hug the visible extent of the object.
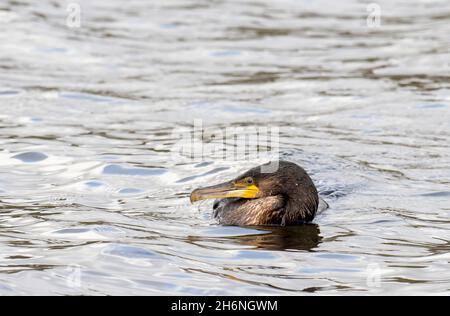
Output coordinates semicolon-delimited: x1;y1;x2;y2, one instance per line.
190;181;259;203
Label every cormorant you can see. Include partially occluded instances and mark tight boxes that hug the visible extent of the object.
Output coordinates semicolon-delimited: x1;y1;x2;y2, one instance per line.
190;160;325;226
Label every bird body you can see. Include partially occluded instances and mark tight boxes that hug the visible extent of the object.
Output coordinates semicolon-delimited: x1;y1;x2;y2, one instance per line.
190;161;323;226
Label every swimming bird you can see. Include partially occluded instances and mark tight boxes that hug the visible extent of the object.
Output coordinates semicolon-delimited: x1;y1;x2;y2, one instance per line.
190;161;325;226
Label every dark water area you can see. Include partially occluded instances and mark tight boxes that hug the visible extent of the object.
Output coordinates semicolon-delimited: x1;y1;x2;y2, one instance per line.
0;0;449;295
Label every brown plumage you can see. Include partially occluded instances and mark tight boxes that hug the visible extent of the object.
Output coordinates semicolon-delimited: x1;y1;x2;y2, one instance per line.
190;161;322;226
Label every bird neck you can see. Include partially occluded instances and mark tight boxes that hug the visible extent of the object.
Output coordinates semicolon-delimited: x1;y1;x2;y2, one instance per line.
282;185;319;225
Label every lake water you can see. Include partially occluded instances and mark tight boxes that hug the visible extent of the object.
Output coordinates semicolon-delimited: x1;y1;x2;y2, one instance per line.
0;0;449;295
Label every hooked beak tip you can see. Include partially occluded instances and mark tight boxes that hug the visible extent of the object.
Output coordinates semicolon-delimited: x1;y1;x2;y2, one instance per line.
190;190;200;203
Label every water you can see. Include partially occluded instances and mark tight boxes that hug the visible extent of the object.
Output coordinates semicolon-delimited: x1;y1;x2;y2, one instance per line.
0;0;449;295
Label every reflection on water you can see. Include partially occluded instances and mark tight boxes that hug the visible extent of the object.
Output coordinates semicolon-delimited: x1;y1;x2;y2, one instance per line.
0;0;450;295
225;225;322;251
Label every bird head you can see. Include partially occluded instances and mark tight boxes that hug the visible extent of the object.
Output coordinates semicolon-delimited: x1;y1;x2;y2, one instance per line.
190;161;311;203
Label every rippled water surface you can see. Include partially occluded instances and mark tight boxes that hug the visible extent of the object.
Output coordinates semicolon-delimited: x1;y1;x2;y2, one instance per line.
1;0;450;295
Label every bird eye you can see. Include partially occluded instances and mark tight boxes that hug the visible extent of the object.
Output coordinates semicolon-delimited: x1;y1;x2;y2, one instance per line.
244;177;254;185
